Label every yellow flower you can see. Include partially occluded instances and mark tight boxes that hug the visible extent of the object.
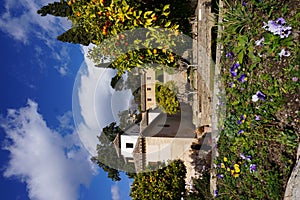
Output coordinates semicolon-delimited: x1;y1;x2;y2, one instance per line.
223;157;228;162
232;172;239;178
221;163;225;168
234;164;240;172
231;169;240;178
227;167;230;172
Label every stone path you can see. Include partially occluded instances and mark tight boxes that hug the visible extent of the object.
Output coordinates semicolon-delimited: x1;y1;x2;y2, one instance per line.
193;0;218;196
284;144;300;200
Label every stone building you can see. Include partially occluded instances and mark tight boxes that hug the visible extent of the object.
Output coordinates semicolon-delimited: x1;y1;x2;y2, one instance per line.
113;68;198;184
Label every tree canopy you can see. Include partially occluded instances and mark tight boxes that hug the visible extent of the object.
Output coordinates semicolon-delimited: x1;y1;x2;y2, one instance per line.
37;1;72;17
130;160;187;200
37;0;193;76
155;81;180;115
91;122;135;181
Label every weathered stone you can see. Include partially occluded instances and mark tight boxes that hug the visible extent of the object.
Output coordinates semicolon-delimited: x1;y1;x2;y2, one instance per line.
284;144;300;200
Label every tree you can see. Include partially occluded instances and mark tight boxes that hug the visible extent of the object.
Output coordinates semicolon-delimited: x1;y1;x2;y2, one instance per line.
57;26;94;45
130;160;187;200
110;74;124;91
91;157;121;181
91;122;135;181
101;122;123;142
185;172;213;200
37;1;72;17
38;0;192;75
155;81;180;114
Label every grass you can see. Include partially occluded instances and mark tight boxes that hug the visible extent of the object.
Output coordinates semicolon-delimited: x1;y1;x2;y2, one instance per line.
214;0;300;199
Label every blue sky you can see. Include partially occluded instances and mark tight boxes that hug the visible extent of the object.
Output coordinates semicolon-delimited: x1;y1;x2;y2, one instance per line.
0;0;132;199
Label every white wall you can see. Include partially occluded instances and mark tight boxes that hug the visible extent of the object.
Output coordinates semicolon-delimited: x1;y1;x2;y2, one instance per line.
120;135;139;158
148;111;160;124
145;137;197;184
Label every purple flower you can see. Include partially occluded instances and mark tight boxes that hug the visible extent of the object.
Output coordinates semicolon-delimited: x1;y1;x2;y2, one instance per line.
238;74;247;82
230;67;238;77
263;20;280;34
255;37;264;46
279;26;292;38
214;190;218;197
216;174;224;179
278;49;291;58
255;115;261;120
240;153;246;160
262;19;292;37
242;1;247;6
250;164;257;172
275;17;286;25
292;77;298;82
246;156;252;162
253;91;266;102
226;51;234;58
230;62;239;77
238;130;244;135
232;62;240;68
229;82;236;88
237;114;246;124
256;91;266;100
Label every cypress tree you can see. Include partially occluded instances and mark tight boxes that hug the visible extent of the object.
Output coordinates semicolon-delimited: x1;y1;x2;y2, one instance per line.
37;1;72;17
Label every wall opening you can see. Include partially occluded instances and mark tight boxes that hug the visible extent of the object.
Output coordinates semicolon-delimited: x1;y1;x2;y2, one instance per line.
126;143;134;148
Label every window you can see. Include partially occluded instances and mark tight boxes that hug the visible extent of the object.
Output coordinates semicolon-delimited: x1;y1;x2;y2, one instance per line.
147;87;151;91
126;143;134;148
147;98;152;101
158;124;170;127
147;77;151;80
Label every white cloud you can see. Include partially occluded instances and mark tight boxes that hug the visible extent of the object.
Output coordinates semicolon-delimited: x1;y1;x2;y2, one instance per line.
111;184;120;200
1;100;97;200
55;64;68;76
73;46;134;156
0;0;73;74
57;111;74;133
0;0;70;44
74;46;115;156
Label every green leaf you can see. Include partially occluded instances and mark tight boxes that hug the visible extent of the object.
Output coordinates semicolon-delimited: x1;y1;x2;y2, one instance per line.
164;21;171;28
238;51;244;64
163;4;170;12
144;11;153;18
147;49;153;56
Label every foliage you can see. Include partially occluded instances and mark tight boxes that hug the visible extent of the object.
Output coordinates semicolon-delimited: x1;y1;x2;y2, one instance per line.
130;160;186;200
186;172;213;200
37;1;72;17
118;109;140;130
155;81;179;115
38;0;194;76
38;0;182;45
57;26;94;45
215;0;299;199
91;122;135;181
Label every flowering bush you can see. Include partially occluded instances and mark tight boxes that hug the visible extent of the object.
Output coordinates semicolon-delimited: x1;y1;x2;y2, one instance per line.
216;0;299;199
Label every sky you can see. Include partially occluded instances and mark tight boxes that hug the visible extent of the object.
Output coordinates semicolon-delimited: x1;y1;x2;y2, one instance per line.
0;0;133;200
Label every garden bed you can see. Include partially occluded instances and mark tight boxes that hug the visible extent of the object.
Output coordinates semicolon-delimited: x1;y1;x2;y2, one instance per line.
214;0;300;199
